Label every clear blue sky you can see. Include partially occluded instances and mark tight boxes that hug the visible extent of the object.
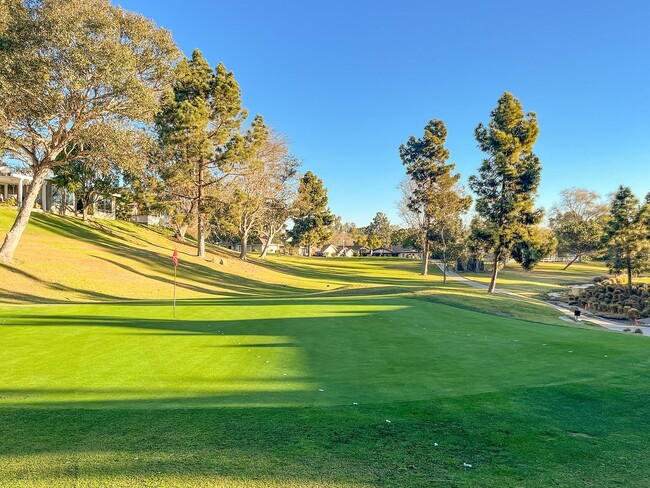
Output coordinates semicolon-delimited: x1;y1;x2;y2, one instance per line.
118;0;650;226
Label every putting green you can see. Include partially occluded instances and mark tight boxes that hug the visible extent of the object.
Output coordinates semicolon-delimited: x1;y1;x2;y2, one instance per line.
1;293;649;487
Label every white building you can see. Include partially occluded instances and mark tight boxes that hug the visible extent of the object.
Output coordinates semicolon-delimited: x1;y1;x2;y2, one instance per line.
0;165;116;219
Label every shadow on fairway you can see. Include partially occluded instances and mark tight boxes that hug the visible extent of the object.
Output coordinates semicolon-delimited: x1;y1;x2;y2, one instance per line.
0;381;648;486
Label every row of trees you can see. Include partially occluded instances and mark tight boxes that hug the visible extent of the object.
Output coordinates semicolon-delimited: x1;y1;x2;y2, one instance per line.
552;186;650;291
0;0;337;263
399;93;546;291
398;92;649;292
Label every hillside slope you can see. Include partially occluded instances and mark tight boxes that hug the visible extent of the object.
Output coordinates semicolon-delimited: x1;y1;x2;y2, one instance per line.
1;208;592;327
0;209;329;303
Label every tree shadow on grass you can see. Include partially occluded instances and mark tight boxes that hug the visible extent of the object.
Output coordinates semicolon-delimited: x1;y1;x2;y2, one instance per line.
1;297;649;485
255;257;439;289
0;382;648;486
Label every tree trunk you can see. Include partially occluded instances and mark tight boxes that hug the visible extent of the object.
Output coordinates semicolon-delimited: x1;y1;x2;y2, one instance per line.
239;231;248;261
487;249;501;293
197;164;205;258
627;257;632;292
307;240;312;257
563;254;581;270
59;189;67;216
175;223;188;243
0;166;50;263
421;237;429;276
82;203;88;221
260;229;277;259
442;248;447;284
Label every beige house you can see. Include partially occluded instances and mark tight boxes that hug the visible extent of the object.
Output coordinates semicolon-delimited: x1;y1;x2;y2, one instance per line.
316;244;338;257
336;246;355;257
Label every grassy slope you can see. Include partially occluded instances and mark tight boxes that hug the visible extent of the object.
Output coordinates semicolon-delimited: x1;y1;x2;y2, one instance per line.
0;208;331;302
464;261;650;297
1;209;649;487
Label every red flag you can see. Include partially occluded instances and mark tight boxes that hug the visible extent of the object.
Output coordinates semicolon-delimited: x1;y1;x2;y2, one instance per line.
172;249;179;267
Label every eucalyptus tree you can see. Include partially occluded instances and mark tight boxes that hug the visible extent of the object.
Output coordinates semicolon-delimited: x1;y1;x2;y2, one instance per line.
468;92;542;292
51;160;120;221
258;148;300;259
426;167;471;283
549;187;608;269
0;0;178;262
156;49;246;257
221;116;269;261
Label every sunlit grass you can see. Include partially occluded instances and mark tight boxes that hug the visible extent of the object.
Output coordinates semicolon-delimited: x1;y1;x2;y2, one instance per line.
463;261;612;296
2;208;650;486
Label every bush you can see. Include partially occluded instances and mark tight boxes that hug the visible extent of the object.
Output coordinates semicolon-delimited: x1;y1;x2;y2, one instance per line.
0;196;18;206
627;308;641;319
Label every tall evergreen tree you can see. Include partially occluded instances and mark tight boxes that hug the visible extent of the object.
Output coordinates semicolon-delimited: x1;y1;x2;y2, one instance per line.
366;212;392;248
290;171;333;256
603;186;650;290
469;92;542;292
399;119;466;276
156;49;246;258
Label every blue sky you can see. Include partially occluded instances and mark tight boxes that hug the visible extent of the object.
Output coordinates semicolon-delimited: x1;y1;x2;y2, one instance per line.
118;0;650;226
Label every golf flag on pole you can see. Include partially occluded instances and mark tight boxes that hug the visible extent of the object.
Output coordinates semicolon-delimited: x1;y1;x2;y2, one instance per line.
172;249;178;318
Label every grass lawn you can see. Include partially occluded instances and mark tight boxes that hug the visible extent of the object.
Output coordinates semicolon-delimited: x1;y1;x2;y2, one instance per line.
2;209;650;486
463;261;612;296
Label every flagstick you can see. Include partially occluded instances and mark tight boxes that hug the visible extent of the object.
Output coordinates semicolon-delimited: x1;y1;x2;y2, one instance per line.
173;264;177;318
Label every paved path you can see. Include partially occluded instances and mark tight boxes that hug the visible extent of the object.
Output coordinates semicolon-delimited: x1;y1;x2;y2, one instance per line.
432;261;650;336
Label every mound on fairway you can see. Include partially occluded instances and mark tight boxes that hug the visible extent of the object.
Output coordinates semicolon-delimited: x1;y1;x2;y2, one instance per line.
1;209;649;487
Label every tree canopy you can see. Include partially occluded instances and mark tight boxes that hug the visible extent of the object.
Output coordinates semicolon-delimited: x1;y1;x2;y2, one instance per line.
468;92;542;292
290;171;333;256
0;0;178;262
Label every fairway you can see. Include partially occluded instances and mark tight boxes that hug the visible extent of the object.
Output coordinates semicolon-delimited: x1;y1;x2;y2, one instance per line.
1;210;650;486
2;290;650;486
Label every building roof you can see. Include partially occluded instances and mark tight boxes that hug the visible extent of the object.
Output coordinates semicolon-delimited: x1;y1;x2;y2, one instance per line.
391;246;420;254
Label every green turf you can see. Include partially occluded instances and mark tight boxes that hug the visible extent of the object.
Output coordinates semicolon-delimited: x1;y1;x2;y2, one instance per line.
2;209;650;486
1;294;649;487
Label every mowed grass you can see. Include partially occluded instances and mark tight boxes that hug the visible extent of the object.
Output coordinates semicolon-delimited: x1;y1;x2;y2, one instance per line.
463;261;613;296
1;209;650;486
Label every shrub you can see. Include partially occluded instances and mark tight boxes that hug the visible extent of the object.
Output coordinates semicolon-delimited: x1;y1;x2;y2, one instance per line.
627;308;641;319
0;196;18;207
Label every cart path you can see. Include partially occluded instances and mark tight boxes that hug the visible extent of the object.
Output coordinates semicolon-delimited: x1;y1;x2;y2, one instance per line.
432;261;649;336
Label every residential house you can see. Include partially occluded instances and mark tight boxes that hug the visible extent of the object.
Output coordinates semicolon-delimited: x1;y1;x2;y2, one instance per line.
0;165;116;219
297;245;320;256
347;245;371;256
219;239;284;254
391;246;422;259
336;246;355;257
315;244;338;257
371;247;394;257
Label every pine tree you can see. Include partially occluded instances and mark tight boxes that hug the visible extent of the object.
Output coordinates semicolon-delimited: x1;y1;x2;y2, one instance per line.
366;212;392;248
603;186;650;290
290;172;333;256
468;92;542;292
156;49;246;258
400;119;469;276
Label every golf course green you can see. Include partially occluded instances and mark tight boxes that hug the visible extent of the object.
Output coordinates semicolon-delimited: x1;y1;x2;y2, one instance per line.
1;210;649;487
